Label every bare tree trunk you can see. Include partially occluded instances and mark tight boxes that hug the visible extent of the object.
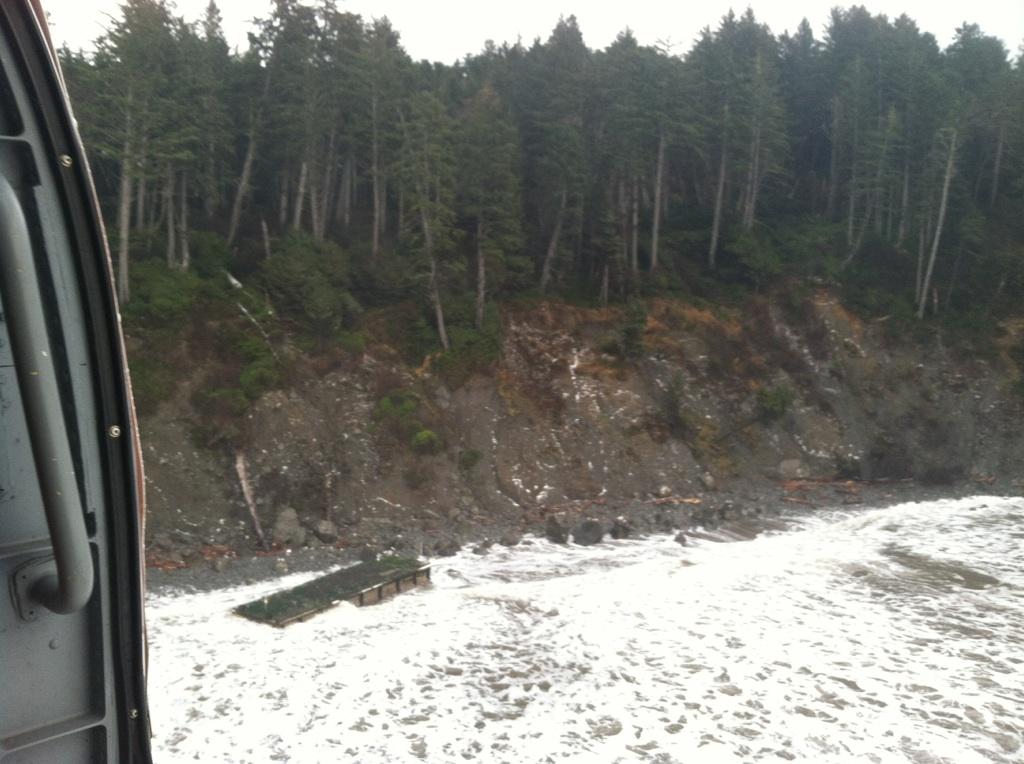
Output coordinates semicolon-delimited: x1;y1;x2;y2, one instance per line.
618;177;629;269
164;166;176;268
235;302;278;361
846;122;859;247
875;186;886;236
826;97;841;219
630;176;639;273
915;223;925;305
708;131;728;269
227;118;256;247
309;174;321;241
409;162;450;351
316;128;337;242
315;171;330;241
993;274;1007;304
278;167;290;227
133;134;147;230
896;159;910;247
990;125;1004;207
204;137;217;220
135;176;146;230
884;185;895;240
428;254;449;352
539;185;567;295
334;154;353;228
944;242;964;310
650;131;665;272
371;93;381;259
234;452;268;551
917;129;957;319
475;218;486;330
146;175;159;230
152;186;165;232
742;122;761;230
380;175;388;237
292;160;308;230
397;180;405;237
844;113;894;266
843;202;874;267
872;110;895;238
261;217;272;260
916;204;933;305
742;136;756;228
599;262;609;306
116;133;133;304
748;136;763;229
179;170;189;271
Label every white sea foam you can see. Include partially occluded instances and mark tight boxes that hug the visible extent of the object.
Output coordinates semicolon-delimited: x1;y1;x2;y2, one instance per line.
146;496;1024;762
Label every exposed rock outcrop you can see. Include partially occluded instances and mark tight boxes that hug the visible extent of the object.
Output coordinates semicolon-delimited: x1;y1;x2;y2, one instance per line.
571;520;604;546
140;293;1024;559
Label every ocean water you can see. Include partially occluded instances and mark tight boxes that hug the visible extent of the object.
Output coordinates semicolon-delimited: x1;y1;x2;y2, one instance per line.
146;496;1024;763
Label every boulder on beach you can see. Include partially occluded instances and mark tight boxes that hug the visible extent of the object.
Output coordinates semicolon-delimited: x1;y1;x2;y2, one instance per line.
272;507;306;547
572;519;604;546
545;515;568;544
313;519;339;543
609;517;632;539
498;531;523;547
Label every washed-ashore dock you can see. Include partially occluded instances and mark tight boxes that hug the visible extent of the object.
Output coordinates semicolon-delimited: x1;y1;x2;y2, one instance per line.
235;556;431;627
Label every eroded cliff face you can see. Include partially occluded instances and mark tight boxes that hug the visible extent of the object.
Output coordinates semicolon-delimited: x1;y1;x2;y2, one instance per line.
140;292;1024;563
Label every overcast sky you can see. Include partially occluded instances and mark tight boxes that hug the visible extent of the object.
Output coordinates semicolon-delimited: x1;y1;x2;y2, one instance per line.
46;0;1024;62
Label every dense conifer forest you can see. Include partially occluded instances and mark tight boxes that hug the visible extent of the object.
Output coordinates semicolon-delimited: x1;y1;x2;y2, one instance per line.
59;1;1024;414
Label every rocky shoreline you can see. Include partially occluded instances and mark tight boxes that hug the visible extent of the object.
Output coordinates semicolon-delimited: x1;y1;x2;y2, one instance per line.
145;479;1016;595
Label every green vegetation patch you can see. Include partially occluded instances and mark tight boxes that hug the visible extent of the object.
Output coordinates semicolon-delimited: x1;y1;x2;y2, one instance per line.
1009;338;1024;400
374;390;421;437
260;232;362;350
410;428;442;454
457;448;483;471
757;384;796;422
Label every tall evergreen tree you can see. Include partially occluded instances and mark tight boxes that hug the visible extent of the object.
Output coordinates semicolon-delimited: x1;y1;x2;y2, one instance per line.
456;84;523;328
400;92;458;350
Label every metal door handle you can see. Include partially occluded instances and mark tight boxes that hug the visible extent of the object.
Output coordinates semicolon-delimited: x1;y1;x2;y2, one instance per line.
0;173;93;615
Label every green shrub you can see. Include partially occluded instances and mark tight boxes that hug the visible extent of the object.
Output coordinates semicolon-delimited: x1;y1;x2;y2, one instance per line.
239;359;281;400
771;218;843;276
662;373;692;439
731;230;783;289
435;330;500;388
620;301;647;359
353;249;417;306
124;260;204;328
260;232;361;348
457;449;483;471
410;429;442;454
190;230;232;278
128;356;175;416
757;384;796;422
598;337;623;356
1009;340;1024;400
433;302;502;388
337;330;366;355
198;387;249;418
394;307;441;364
373;390;422;441
375;390;418;421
